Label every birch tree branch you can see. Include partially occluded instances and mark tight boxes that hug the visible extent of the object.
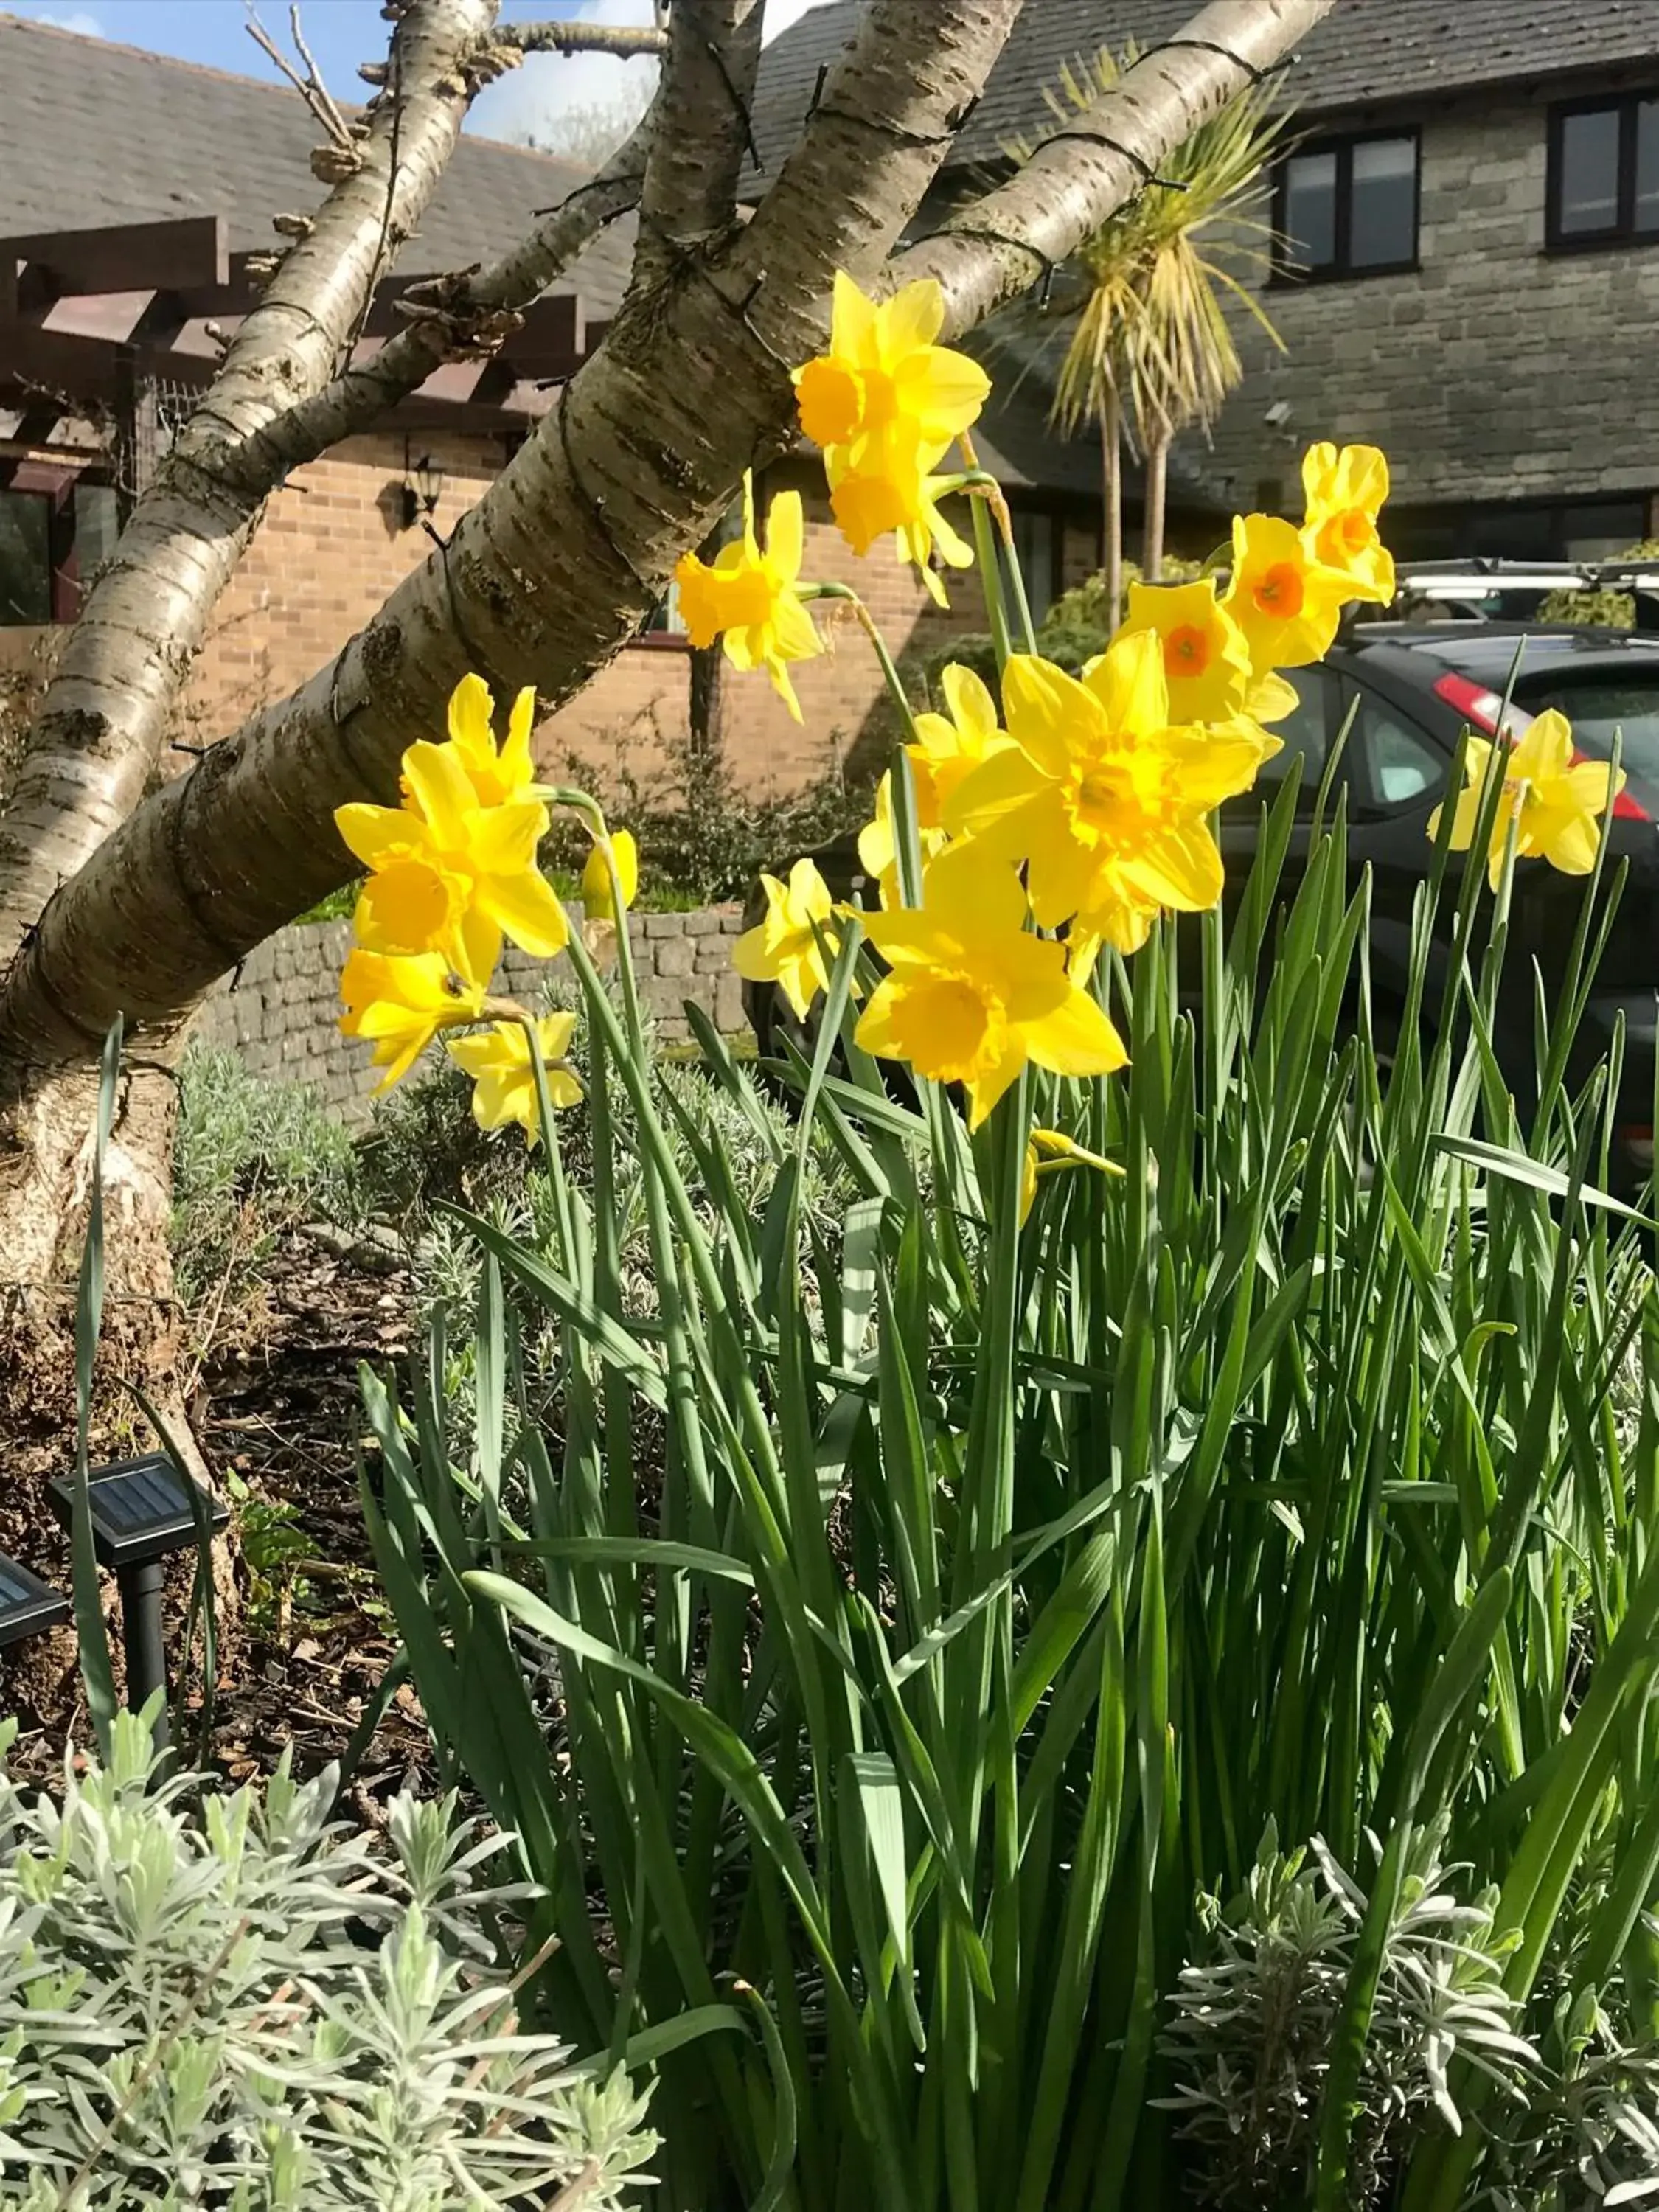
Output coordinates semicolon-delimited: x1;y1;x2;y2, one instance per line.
501;20;667;56
635;0;764;282
0;0;499;961
215;96;657;489
900;0;1336;335
0;0;1340;1071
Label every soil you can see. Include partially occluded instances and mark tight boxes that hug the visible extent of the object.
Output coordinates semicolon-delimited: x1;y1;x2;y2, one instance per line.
3;1230;438;1813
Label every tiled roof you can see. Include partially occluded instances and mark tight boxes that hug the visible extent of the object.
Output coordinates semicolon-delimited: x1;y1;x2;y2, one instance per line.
751;0;1659;178
0;12;633;315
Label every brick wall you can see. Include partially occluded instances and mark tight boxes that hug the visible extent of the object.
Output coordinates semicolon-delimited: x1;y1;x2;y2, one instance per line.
193;906;751;1125
1200;89;1659;513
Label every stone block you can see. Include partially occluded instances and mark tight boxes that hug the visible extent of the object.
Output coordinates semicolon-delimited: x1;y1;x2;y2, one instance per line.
714;972;745;1034
654;936;697;978
683;908;720;936
644;911;684;938
643;972;687;1020
717;911;744;934
695;939;733;975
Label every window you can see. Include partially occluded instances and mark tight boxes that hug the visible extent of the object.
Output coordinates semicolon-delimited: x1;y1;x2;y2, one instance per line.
0;474;118;627
1344;687;1447;815
1009;506;1060;622
1274;132;1419;279
0;492;50;626
1256;667;1337;807
1548;95;1659;248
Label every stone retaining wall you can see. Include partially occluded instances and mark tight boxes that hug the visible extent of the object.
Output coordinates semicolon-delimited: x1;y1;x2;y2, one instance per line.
195;905;748;1123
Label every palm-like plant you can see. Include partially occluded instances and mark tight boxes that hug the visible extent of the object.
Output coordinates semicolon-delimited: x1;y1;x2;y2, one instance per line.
1006;56;1289;616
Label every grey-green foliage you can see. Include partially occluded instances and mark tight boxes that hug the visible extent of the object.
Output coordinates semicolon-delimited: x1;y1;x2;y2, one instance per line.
0;1709;655;2209
1161;1823;1535;2208
172;1044;361;1310
1482;1996;1659;2211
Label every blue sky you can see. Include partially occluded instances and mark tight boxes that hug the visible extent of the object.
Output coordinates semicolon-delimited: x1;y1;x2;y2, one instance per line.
8;0;830;145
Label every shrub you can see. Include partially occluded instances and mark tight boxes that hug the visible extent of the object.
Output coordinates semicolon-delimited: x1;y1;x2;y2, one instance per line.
0;1708;656;2208
171;1046;361;1317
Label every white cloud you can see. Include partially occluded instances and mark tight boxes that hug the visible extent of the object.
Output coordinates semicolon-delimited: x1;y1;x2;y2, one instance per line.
29;8;105;32
469;0;834;150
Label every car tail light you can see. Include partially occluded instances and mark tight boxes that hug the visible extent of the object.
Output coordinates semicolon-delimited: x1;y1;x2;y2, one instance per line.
1431;672;1534;739
1432;672;1650;821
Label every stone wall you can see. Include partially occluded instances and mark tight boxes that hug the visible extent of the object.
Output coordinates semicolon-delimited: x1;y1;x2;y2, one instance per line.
1202;86;1659;516
194;907;748;1125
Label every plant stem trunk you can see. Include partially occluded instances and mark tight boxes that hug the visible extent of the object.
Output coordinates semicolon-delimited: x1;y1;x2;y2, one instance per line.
1143;428;1169;582
1102;391;1124;633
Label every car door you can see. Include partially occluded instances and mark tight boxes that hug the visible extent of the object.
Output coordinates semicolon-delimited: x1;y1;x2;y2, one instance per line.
1218;662;1345;893
1335;669;1465;1024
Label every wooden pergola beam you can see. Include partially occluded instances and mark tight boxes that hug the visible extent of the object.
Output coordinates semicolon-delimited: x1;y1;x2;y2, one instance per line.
0;217;229;318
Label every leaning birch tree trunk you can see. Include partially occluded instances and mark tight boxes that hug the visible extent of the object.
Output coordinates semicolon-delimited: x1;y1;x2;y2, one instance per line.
0;0;1339;1509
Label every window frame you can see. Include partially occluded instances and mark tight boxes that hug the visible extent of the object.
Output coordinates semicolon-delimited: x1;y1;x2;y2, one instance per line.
1546;92;1659;252
1270;126;1422;284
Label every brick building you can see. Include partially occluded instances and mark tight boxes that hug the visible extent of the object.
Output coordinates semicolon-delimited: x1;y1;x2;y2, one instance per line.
0;9;1098;807
754;0;1659;560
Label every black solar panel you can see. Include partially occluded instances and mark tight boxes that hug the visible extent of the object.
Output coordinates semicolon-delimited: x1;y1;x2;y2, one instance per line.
0;1553;69;1646
46;1455;229;1570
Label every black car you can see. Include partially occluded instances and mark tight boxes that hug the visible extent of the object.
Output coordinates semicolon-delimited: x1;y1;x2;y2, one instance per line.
743;563;1659;1192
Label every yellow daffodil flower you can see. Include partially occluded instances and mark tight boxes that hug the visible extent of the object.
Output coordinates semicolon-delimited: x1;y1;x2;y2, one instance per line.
1301;442;1394;605
337;741;568;964
339;946;487;1092
1222;513;1354;672
1246;671;1303;725
856;848;1127;1127
447;1012;582;1144
827;451;975;605
674;474;823;723
795;271;990;475
911;663;1013;819
796;271;987;602
580;828;639;924
734;857;838;1021
1429;709;1624;889
944;639;1274;931
855;669;1005;898
856;771;947;906
1020;1125;1126;1224
1116;577;1253;724
444;673;546;807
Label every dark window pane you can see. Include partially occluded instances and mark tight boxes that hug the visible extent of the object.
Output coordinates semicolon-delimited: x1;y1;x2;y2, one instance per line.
0;493;49;627
1283;149;1337;269
1559;106;1622;234
1520;678;1659;792
1349;692;1445;811
1350;136;1416;266
1559;500;1647;558
74;482;119;580
1256;667;1330;808
1012;509;1056;620
1638;99;1659;232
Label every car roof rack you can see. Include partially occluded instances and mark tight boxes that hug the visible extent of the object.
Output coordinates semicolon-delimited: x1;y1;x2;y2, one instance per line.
1343;557;1659;638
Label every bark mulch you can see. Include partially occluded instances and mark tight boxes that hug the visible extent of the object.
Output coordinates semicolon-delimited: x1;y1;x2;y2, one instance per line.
4;1230;438;1812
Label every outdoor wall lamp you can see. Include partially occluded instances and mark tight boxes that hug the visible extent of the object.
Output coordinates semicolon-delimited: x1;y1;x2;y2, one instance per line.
400;448;444;529
48;1455;229;1751
0;1554;69;1647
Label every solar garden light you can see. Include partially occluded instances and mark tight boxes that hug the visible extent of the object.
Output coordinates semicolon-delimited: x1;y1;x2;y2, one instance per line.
0;1554;69;1648
47;1454;229;1750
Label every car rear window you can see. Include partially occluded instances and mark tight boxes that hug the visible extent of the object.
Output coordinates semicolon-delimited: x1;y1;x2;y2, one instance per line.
1514;675;1659;785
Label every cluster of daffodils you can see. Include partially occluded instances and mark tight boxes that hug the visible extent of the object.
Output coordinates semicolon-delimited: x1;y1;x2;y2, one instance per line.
715;278;1408;1151
673;273;992;720
334;268;1622;1183
334;674;592;1140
